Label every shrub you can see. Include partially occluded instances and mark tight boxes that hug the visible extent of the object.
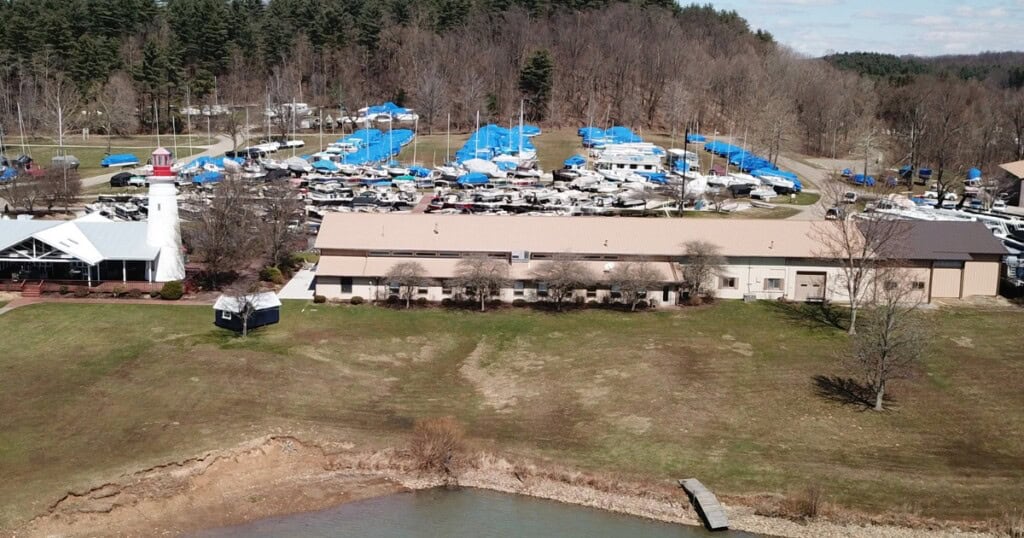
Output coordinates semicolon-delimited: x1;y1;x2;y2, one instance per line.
635;300;649;310
160;280;184;300
409;416;464;475
58;285;69;295
259;266;285;285
1004;511;1024;538
386;294;400;306
416;297;429;306
127;289;144;299
149;290;161;299
111;286;127;298
512;299;528;307
573;296;585;305
349;296;364;305
790;484;825;519
601;295;611;304
586;299;599;306
72;288;90;298
488;299;503;308
441;298;454;307
313;294;327;304
687;295;704;307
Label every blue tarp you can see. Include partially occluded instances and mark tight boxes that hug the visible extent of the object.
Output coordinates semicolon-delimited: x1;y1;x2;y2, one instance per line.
456;172;489;186
101;153;139;167
564;154;587;167
365;102;409;116
454;124;536;164
918;168;932;179
967;167;982;180
580;126;642;148
852;174;876;186
334;128;415;166
636;171;668;184
0;167;16;181
408;165;431;178
193;170;223;184
686;134;707;143
312;160;339;172
184;155;243;171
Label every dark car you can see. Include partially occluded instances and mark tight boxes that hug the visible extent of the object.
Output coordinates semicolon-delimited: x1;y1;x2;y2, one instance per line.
110;171;133;187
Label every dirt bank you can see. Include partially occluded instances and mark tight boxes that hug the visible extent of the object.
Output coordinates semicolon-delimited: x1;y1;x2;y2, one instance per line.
18;435;997;538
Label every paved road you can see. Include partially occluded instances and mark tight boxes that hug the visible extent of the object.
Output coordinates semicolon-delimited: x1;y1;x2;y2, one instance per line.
772;153;830;221
81;134;236;188
278;269;316;300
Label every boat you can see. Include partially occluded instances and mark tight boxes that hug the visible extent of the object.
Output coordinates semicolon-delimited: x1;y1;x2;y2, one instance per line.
101;153;140;168
286;156;313;174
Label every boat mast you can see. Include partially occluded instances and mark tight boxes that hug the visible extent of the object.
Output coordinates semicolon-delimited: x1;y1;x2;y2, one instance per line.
475;110;480;157
413;115;418;165
290;102;296;157
154;102;160;148
518;99;524;157
186;86;193;158
17;103;27;156
171;114;178;157
318;108;323;150
446;113;451;163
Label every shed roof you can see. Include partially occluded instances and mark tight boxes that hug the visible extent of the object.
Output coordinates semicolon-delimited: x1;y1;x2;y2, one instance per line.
999;160;1024;179
213;292;282;313
0;216;158;263
898;221;1007;260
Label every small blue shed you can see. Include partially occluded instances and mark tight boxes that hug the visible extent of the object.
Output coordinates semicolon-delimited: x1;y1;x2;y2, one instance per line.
213;292;281;333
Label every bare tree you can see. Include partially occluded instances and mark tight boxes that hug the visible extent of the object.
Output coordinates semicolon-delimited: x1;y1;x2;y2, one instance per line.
222;277;264;338
219;109;246;151
385;261;428;308
258;182;303;267
530;254;596;311
681;240;725;298
186;178;262;287
455;254;510;312
96;72;140;153
608;261;661;311
0;176;44;214
813;184;909;335
38;167;81;213
849;268;926;411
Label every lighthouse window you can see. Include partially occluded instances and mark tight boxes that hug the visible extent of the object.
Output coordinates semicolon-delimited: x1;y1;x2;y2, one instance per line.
157;204;161;211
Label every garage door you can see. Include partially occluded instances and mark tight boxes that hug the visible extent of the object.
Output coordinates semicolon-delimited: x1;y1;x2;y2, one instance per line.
794;272;826;302
931;267;962;299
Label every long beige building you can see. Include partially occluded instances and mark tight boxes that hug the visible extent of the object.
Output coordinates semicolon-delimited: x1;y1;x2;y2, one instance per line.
313;213;1006;305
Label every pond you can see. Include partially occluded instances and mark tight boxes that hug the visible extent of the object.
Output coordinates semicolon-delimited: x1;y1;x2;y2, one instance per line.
193;487;764;537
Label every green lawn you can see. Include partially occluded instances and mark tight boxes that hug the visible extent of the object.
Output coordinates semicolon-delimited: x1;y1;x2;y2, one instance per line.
1;301;1022;529
17;145;208;179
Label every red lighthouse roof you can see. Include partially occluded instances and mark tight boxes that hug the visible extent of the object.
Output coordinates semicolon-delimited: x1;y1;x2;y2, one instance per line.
151;147;174;178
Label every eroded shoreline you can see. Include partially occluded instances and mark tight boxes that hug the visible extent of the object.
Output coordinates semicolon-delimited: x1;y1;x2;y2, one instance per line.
18;435;997;538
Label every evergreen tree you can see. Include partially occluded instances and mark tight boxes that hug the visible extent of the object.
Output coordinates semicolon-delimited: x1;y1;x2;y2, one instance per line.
518;49;554;121
356;0;383;51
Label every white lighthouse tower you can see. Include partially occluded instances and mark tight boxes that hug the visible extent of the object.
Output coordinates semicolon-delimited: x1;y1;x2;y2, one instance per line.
147;147;185;282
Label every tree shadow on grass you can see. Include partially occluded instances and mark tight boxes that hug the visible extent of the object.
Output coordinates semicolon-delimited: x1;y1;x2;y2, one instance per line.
812;375;895;411
765;301;849;331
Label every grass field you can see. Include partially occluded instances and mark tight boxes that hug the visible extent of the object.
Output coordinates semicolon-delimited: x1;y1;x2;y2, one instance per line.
13;145;209;179
1;301;1022;529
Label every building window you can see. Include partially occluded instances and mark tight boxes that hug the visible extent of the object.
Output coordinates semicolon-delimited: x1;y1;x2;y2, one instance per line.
586;286;597;298
720;277;737;289
341;277;353;294
418;287;429;295
220;310;232;320
884;280;898;291
764;278;784;291
610;284;622;299
514;281;525;296
537;281;549;297
912;281;926;290
389;281;400;294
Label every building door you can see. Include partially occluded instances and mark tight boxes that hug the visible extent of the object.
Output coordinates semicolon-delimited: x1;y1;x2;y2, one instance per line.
662;286;671;303
794;272;826;302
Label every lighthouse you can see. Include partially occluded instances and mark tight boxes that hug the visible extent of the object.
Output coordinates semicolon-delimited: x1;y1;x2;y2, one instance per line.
147;147;185;282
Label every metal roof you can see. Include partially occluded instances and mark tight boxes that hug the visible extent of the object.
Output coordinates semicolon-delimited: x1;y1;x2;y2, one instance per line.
999;160;1024;179
0;216;158;264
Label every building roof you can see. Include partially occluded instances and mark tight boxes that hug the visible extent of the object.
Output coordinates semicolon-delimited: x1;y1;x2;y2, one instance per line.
0;215;159;264
899;221;1007;261
213;292;282;313
999;160;1024;179
315;213;822;258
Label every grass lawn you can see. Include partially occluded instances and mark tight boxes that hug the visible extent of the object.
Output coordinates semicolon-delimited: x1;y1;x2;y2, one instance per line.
1;301;1022;529
17;145;208;179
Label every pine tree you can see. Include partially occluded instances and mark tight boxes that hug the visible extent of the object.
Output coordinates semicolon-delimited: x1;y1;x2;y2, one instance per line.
518;49;554;122
356;0;383;51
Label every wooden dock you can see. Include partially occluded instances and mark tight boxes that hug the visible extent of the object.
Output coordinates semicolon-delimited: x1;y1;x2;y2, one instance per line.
679;478;729;531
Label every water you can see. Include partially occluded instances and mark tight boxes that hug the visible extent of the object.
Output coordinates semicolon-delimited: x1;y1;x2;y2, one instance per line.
194;488;763;538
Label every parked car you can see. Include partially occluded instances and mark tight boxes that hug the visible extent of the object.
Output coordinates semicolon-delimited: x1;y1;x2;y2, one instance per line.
842;191;858;204
127;176;147;187
109;172;133;187
825;206;845;220
51;155;80;170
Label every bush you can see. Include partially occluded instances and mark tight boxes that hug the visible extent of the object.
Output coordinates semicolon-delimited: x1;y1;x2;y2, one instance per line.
313;294;327;304
111;286;127;298
416;297;429;306
1004;511;1024;538
586;299;599;306
512;298;528;307
149;290;161;299
58;285;69;295
72;288;90;298
409;416;464;475
349;296;364;305
126;289;144;299
160;280;184;300
634;300;649;310
259;266;285;285
386;294;400;306
488;299;503;308
441;298;454;307
790;484;825;520
687;295;704;307
573;296;585;305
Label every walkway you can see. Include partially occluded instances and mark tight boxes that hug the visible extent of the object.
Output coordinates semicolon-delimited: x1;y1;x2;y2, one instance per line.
278;269;316;300
81;134;237;188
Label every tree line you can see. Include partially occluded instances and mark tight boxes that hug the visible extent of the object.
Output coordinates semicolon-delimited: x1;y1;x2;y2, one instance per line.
0;0;1022;176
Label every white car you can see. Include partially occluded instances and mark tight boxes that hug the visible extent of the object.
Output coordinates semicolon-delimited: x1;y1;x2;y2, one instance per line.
842;191;858;204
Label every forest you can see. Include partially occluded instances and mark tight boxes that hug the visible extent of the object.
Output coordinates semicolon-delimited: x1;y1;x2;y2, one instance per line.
0;0;1022;178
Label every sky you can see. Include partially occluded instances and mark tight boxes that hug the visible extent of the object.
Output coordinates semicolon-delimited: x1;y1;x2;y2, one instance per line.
703;0;1024;57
